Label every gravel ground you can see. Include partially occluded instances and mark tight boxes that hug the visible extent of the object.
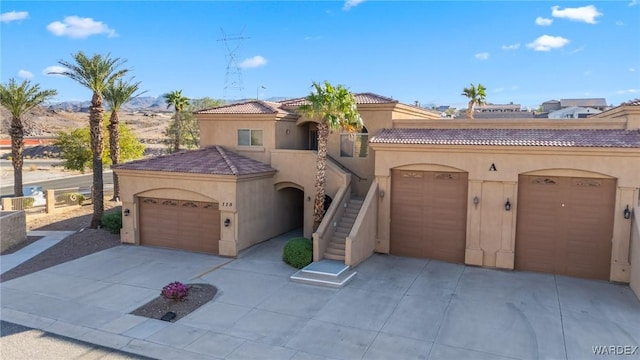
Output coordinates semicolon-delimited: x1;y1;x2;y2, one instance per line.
0;199;122;283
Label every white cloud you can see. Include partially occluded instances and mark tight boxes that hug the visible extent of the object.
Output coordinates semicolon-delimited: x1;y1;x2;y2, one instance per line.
629;0;638;6
46;16;117;39
304;35;322;41
569;46;585;54
617;89;638;94
616;20;624;26
18;70;33;79
475;52;490;60
630;68;636;72
343;0;365;11
0;11;28;23
501;43;520;50
526;35;569;51
43;66;67;76
535;17;553;26
551;5;602;24
239;55;267;69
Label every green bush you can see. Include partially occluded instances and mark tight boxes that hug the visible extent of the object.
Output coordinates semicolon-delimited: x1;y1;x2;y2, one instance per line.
283;237;313;269
21;197;35;209
101;208;122;234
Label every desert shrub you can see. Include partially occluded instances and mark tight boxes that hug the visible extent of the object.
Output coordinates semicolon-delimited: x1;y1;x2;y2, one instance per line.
161;281;189;301
56;192;86;205
283;237;313;269
21;197;35;209
101;209;122;234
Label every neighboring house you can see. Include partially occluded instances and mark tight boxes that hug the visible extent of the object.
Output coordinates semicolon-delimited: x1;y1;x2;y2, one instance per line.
475;103;522;112
114;94;640;285
542;98;608;113
548;106;602;119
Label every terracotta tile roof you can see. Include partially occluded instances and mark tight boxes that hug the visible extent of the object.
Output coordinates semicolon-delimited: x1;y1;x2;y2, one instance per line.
370;128;640;148
194;100;294;115
114;146;276;175
622;98;640;106
279;92;399;107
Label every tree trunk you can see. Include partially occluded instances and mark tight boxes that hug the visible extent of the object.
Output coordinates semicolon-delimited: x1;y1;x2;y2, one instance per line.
313;122;330;232
108;111;120;201
467;100;475;119
89;92;105;228
9;116;24;197
174;111;181;153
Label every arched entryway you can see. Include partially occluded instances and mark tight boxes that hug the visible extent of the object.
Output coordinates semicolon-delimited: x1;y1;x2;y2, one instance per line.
276;186;305;232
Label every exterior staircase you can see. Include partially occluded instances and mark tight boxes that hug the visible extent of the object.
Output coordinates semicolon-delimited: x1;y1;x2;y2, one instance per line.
323;196;364;261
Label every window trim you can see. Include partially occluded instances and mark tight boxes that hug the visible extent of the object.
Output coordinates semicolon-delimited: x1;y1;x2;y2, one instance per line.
237;129;264;147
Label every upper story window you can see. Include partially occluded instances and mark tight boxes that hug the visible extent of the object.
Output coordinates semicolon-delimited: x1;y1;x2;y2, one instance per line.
340;128;368;158
238;129;263;146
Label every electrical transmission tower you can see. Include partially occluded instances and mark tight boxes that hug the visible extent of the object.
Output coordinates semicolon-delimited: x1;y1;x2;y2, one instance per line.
218;28;249;102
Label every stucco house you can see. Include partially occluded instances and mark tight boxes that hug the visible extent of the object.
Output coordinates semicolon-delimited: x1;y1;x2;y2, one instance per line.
114;94;640;286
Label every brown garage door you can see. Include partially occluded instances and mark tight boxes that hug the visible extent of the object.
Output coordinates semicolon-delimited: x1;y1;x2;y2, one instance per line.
515;175;615;280
139;197;220;254
390;170;468;263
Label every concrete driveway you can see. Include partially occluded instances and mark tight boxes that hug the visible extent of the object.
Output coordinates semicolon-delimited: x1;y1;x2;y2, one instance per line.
1;230;639;360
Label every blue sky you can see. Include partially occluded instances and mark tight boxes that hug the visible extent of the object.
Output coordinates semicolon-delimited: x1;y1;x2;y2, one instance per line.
1;1;639;109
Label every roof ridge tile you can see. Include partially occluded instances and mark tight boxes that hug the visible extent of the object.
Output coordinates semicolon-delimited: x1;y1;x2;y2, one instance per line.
215;146;239;175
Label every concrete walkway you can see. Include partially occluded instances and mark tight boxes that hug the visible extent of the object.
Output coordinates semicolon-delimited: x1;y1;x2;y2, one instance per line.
1;231;76;274
1;229;639;360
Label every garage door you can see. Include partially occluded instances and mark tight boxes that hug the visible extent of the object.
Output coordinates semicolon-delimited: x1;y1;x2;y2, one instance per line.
139;197;220;254
515;175;615;280
390;170;468;262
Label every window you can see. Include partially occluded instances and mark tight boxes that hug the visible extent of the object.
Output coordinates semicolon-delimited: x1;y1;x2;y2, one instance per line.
237;129;263;146
340;133;368;158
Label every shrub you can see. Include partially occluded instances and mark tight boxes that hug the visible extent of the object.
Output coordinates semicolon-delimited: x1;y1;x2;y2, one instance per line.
101;209;122;234
161;281;189;301
283;237;313;269
56;192;86;205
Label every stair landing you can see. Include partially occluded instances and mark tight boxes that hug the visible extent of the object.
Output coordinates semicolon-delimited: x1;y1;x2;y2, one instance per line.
290;260;357;288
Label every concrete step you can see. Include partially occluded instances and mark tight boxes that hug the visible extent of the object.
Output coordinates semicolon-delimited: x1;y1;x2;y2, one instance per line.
325;247;345;256
330;236;346;245
328;241;346;250
291;260;356;288
323;253;346;261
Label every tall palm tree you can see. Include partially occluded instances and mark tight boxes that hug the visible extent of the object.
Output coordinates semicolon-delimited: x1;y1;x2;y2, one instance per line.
103;78;145;201
461;83;487;119
163;90;190;152
298;81;363;231
0;79;57;197
54;52;128;228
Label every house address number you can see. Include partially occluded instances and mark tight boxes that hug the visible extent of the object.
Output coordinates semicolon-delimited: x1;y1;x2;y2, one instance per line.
221;202;233;207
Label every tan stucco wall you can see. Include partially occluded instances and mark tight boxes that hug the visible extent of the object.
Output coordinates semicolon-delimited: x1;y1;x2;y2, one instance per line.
371;144;640;282
271;150;351;238
198;114;278;164
115;169;276;257
630;206;640;299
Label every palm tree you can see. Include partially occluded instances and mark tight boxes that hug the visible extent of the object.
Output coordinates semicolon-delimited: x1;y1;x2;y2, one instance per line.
54;52;128;228
298;81;363;231
163;90;190;152
103;78;145;201
461;83;487;119
0;79;57;197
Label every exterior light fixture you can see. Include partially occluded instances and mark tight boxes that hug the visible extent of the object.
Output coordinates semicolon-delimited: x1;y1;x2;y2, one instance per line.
224;218;231;227
624;205;632;220
505;199;511;211
379;190;385;198
473;196;480;207
124;209;130;216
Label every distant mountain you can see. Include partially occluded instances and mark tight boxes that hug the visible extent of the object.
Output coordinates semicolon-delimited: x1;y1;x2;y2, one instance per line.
46;96;171;113
45;96;295;113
